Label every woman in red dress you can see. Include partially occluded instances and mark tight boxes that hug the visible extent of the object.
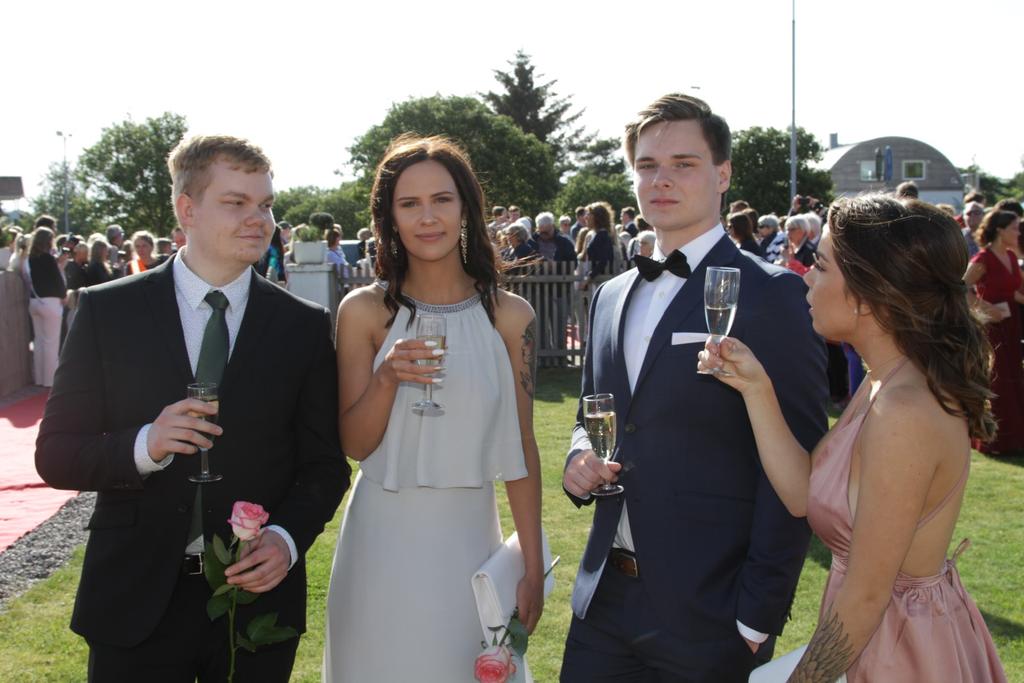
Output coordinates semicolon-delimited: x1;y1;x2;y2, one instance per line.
965;209;1024;455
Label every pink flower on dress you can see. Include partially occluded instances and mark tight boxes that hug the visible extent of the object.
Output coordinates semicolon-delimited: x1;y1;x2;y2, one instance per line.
474;645;517;683
227;501;269;541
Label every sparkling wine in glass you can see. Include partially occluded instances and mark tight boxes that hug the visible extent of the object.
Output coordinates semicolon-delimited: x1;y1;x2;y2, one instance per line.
583;393;623;496
698;266;741;377
187;382;222;483
412;314;446;415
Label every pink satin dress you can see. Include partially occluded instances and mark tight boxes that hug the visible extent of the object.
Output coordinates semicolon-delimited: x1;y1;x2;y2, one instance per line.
806;364;1007;682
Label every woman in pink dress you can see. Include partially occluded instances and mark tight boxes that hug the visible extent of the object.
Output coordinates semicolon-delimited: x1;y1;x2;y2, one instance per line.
964;209;1024;456
699;194;1007;682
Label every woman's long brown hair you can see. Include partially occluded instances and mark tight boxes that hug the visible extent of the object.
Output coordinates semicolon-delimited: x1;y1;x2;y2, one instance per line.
371;134;499;328
828;194;996;441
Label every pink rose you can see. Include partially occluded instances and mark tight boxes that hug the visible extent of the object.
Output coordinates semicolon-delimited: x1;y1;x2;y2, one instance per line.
474;645;517;683
227;501;269;542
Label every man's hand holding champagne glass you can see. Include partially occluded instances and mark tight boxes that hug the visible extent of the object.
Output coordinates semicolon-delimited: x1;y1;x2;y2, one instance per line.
145;396;222;462
563;450;622;499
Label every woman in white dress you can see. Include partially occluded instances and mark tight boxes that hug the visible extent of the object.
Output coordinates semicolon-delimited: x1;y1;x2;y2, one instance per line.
323;134;545;681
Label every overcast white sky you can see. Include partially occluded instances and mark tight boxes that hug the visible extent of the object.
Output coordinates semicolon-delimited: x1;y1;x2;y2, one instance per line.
3;0;1021;213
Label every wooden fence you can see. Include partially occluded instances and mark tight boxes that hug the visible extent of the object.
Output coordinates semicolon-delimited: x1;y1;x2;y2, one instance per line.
337;260;629;367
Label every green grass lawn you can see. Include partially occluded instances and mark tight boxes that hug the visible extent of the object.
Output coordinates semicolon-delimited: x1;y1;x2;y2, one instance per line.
1;368;1021;681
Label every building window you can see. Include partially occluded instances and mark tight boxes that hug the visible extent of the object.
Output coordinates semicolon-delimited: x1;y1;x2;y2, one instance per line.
859;161;877;182
903;160;926;180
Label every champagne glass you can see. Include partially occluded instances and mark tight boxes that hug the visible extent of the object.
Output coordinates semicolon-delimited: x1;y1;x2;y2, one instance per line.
412;314;446;414
583;393;623;496
698;267;741;377
187;382;222;483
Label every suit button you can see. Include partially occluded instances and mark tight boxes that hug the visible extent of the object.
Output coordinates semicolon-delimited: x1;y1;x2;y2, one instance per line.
624;423;636;434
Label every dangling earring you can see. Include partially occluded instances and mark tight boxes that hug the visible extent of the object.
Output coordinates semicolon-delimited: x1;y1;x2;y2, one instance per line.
460;218;468;264
391;235;399;258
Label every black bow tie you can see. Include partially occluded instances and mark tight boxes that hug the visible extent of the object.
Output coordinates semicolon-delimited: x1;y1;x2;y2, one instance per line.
634;251;691;282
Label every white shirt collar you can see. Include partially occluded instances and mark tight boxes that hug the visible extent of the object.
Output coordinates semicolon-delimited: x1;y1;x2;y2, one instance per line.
653;223;727;271
173;248;252;312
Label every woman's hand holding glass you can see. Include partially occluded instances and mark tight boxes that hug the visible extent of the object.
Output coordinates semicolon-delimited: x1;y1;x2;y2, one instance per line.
378;338;446;388
697;336;771;395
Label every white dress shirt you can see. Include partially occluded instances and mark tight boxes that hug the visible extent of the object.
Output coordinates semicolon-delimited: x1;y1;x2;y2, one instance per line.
615;224;724;552
132;252;297;565
609;224;768;645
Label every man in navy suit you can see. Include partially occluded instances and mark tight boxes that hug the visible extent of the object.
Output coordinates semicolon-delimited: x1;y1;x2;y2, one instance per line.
560;94;827;682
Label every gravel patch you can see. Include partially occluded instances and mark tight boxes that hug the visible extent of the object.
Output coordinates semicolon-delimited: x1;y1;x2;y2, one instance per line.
0;492;94;612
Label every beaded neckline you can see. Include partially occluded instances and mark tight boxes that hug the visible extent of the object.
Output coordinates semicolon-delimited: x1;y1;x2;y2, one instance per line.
375;280;481;314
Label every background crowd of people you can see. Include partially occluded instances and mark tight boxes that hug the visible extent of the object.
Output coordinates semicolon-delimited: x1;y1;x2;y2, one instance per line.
6;182;1024;455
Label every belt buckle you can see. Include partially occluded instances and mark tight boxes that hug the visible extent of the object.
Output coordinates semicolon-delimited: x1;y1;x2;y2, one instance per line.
184;553;205;576
610;549;639;578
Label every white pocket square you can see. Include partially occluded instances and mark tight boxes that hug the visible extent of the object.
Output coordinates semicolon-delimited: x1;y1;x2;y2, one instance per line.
671;332;709;345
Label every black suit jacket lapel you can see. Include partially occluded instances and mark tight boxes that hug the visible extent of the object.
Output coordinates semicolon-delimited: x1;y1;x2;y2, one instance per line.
609;269;642;410
220;270;276;398
142;256;193;386
632;236;739;397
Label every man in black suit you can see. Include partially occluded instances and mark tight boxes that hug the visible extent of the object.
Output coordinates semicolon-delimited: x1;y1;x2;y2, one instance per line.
64;241;90;290
560;94;827;681
36;135;350;682
620;206;639;238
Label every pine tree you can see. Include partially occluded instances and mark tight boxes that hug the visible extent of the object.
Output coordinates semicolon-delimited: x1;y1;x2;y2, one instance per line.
482;50;590;172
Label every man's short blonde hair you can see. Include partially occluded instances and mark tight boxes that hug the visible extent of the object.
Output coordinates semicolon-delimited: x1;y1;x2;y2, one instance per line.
167;135;272;204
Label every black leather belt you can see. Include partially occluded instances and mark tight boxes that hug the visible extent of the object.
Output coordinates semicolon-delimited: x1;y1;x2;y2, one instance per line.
608;548;639;578
182;554;205;576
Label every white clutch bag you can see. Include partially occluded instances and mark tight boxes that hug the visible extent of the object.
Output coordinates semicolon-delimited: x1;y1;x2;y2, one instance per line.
749;644;847;683
472;531;557;683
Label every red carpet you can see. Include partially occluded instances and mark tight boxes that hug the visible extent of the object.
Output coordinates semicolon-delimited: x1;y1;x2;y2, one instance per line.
0;392;76;552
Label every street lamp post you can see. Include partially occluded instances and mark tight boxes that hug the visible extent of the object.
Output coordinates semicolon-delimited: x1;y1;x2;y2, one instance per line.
56;131;71;234
790;0;798;201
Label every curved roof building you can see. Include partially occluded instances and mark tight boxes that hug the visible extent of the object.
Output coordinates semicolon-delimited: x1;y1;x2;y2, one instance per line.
813;135;964;208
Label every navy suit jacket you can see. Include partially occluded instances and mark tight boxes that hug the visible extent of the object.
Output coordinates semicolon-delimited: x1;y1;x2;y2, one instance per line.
565;235;827;642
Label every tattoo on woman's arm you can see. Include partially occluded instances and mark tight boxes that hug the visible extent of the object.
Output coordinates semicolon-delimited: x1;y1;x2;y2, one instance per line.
789;604;854;683
520;319;537;398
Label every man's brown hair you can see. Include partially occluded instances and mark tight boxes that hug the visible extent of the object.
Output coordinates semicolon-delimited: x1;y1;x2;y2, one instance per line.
167;135;273;205
623;93;731;167
963;190;985;206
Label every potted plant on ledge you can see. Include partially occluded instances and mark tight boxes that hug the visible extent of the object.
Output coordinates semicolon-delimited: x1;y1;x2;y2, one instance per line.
291;224;326;265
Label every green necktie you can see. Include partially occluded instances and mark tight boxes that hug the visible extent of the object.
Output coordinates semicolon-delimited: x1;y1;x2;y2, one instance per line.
187;290;230;555
196;290;230;385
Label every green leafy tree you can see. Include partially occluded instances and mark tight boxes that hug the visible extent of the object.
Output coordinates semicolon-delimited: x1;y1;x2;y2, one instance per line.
958;164;1019;205
548;135;635;225
268;185;319;228
31;161;103;235
273;182;370;238
349;95;559;216
576;137;628;177
76;112;188;236
482;50;590;172
729;126;834;216
554;170;634;220
1008;168;1024;202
